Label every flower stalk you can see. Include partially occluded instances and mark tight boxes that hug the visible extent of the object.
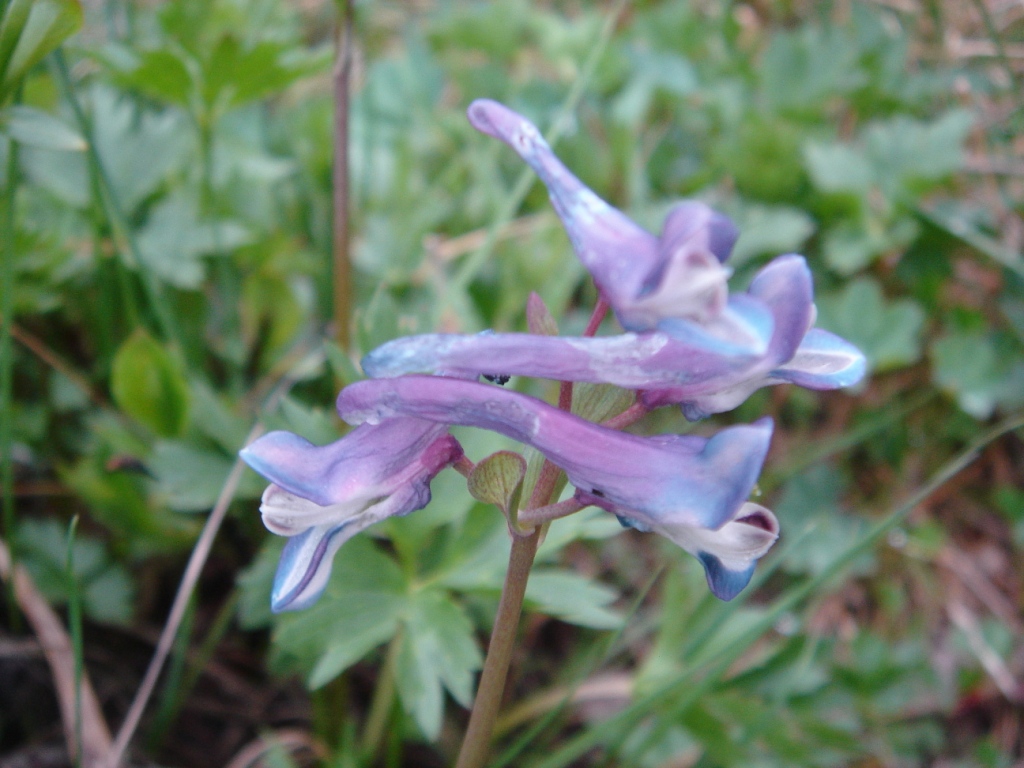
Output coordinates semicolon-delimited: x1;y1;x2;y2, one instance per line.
454;297;606;768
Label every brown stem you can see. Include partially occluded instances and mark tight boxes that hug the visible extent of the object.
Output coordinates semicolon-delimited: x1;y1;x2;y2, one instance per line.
583;296;610;336
455;287;614;766
453;454;476;478
601;399;650;431
454;528;540;768
517;498;585;528
332;0;354;347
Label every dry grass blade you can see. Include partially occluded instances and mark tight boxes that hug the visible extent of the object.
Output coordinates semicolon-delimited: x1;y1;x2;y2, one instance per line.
102;429;262;768
0;537;113;767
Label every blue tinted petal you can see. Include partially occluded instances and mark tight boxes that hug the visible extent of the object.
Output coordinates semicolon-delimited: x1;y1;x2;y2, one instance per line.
771;328;867;389
698;553;757;601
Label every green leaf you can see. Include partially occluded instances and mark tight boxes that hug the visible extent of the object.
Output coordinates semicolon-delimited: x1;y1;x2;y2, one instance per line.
775;465;873;577
804;142;872;195
0;0;82;102
760;23;864;111
467;450;526;519
930;330;1024;419
20;85;192;212
111;329;190;437
16;518;134;625
863;110;974;193
100;45;194;107
270;537;407;684
397;588;482;737
612;48;697;126
324;340;363;387
525;569;622;629
236;538;283;631
149;440;263;512
729;203;815;266
816;277;925;372
136;194;251;289
0;105;85;150
275;396;340;446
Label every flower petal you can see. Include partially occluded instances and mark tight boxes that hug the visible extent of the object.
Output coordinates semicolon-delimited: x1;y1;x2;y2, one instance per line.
623;201;736;328
267;476;444;612
338;376;772;531
643;254;820;417
666;502;779;601
241;421;462;612
361;319;769;392
240;419;460;507
771;328;867;389
468;99;730;329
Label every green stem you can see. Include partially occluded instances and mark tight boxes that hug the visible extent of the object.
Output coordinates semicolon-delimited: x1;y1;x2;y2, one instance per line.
600;399;648;431
361;629;401;760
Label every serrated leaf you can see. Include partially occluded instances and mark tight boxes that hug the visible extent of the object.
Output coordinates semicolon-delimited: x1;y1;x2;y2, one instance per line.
270;537;407;683
816;277;924;372
101;45;193;107
20;85;192;212
149;440;263;512
525;569;622;629
400;589;482;714
468;450;526;518
136;194;251;288
0;105;85;150
396;626;444;739
111;329;190;437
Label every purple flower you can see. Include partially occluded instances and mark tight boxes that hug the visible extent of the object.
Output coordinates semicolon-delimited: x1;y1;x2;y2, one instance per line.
642;255;866;419
468;99;735;331
240;419;462;612
362;255;865;419
337;375;777;599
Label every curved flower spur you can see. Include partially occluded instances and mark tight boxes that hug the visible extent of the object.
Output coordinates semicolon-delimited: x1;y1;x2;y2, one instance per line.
467;98;736;331
240;418;462;612
337;376;779;601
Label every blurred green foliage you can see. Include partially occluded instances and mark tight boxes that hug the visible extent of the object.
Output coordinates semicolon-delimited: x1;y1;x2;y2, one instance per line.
4;0;1024;766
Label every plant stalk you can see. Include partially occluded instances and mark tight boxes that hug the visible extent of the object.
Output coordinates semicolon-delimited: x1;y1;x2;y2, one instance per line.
455;291;611;768
1;119;19;627
332;0;354;347
361;630;401;760
454;527;541;768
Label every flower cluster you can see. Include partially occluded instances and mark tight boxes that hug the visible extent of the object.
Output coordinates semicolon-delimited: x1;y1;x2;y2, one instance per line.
241;99;866;612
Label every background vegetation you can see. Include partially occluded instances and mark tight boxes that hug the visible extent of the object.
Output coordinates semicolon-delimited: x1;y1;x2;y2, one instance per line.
2;0;1024;766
